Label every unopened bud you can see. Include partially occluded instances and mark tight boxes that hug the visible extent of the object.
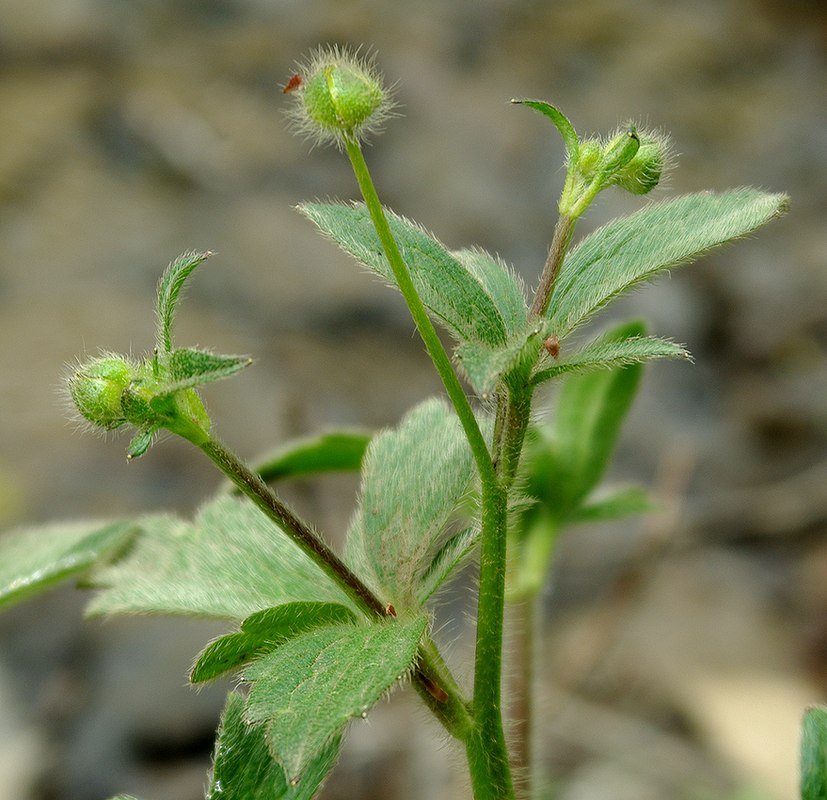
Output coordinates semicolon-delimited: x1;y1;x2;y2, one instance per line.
68;355;134;430
612;130;671;194
286;46;394;148
577;139;602;180
599;127;640;176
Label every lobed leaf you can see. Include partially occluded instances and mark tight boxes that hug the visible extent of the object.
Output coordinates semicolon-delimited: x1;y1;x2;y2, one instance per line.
344;398;476;609
298;202;508;346
191;601;356;683
801;705;827;800
87;495;351;620
244;615;428;783
156;251;211;353
0;520;134;610
209;691;340;800
546;189;789;338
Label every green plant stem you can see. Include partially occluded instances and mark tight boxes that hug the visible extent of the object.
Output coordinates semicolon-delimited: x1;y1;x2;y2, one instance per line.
201;437;384;617
343;137;494;486
197;436;470;738
528;213;576;319
509;596;537;800
469;481;515;799
344;135;515;799
489;209;578;796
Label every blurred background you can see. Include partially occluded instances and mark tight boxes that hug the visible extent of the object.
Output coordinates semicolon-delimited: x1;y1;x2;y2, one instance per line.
0;0;824;798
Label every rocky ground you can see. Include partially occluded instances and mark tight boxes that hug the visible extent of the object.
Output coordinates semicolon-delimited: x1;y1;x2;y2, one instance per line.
0;1;825;798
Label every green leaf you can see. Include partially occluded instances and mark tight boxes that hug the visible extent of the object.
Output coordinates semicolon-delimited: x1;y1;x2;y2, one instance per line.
546;189;789;338
344;398;476;609
161;348;252;393
127;424;159;459
416;526;478;605
568;485;652;524
0;520;134;610
209;691;341;800
191;602;356;683
508;509;560;602
532;331;690;385
244;615;428;783
250;430;372;483
87;495;352;620
452;247;528;338
299;202;507;346
511;99;579;163
156;251;212;353
801;705;827;800
525;320;646;522
456;323;544;395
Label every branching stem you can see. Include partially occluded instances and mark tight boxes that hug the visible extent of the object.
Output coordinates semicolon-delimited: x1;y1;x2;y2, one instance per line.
343;135;515;799
197;436;471;738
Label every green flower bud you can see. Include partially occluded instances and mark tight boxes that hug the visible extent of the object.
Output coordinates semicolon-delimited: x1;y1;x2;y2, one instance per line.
611;128;671;195
68;354;134;430
576;138;603;179
286;46;395;148
599;127;641;177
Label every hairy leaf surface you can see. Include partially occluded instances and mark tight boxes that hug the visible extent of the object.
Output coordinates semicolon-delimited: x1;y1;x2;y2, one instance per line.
345;398;475;609
163;348;252;393
0;520;134;609
547;189;788;338
156;251;211;352
456;324;544;395
451;247;528;337
299;202;508;346
191;602;356;683
244;615;428;782
209;691;340;800
87;496;350;620
532;332;689;384
527;321;646;520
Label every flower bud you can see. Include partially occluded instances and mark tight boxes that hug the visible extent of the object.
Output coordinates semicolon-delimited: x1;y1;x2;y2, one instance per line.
576;138;602;180
68;355;134;430
286;46;394;147
612;129;671;195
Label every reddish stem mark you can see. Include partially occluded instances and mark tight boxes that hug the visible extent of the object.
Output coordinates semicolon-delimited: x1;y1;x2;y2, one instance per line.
543;335;560;358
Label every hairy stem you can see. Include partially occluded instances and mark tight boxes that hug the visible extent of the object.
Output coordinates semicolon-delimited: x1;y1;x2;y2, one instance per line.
343;137;494;485
470;480;515;799
528;213;576;319
201;437;384;617
343;135;515;799
197;436;470;737
509;597;537;799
